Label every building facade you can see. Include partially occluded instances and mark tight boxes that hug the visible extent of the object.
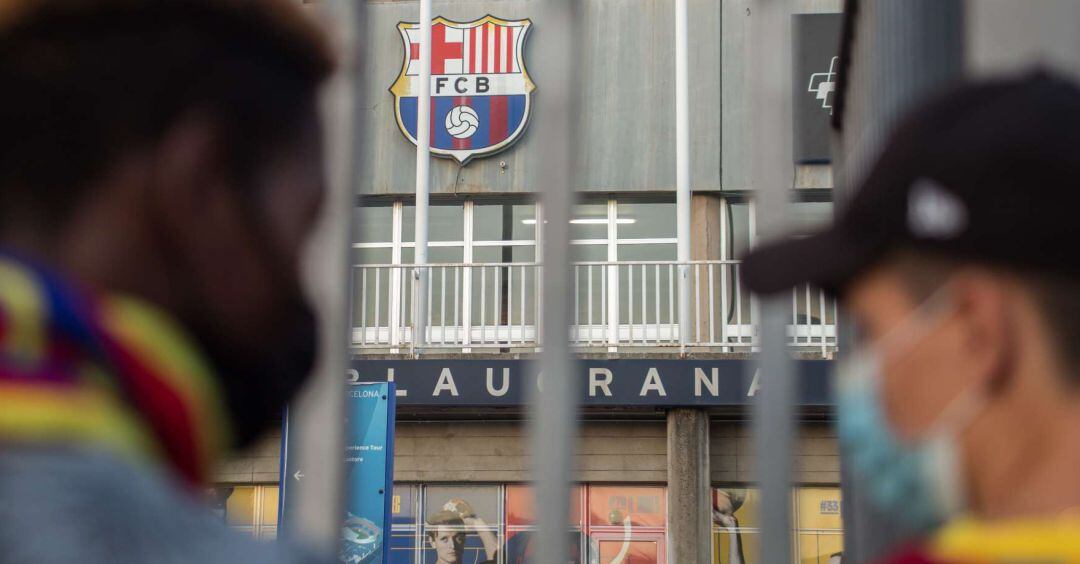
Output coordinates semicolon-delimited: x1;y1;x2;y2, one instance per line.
217;1;847;562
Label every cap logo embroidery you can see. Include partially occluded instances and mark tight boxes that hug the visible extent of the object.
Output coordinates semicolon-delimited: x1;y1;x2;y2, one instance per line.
908;179;967;239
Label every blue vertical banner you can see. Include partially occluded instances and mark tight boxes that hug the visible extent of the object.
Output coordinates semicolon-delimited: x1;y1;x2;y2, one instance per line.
340;382;396;564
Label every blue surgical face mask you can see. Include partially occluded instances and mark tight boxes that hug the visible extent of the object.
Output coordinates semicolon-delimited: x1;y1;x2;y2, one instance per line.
836;292;986;532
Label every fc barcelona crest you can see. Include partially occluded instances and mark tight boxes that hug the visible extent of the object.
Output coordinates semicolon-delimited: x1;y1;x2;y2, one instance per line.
390;16;534;164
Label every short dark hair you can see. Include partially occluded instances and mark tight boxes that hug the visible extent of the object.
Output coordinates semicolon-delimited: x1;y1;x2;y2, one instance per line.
891;250;1080;371
0;0;333;229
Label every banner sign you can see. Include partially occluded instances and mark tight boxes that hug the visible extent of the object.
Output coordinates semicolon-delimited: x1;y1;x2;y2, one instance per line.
793;13;843;164
280;383;397;564
348;359;831;407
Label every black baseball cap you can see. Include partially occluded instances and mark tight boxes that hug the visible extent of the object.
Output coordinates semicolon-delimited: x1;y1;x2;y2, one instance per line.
742;70;1080;296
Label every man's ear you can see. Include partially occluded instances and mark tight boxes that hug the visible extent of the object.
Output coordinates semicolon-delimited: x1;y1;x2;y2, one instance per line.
950;271;1014;393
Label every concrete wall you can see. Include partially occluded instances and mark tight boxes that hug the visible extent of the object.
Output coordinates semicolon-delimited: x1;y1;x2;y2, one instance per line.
358;0;721;195
216;419;840;485
720;0;842;191
710;421;839;484
354;0;844;196
966;0;1080;82
215;429;284;484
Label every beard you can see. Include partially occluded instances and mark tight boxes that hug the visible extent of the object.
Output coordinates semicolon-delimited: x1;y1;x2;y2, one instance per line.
192;293;318;450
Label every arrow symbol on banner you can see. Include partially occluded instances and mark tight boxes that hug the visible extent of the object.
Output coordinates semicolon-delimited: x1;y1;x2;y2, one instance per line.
293;470;305;481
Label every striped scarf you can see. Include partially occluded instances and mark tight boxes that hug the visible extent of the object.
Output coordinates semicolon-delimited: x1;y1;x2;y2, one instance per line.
0;254;231;485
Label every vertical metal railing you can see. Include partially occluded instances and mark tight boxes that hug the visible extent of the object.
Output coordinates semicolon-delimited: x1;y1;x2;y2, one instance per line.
528;0;580;560
349;261;838;355
751;1;796;563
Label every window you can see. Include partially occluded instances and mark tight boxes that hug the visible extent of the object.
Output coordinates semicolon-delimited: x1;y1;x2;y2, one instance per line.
571;199;678;339
794;488;844;564
351;199;539;347
389;483;668;564
215;485;279;541
710;487;844;564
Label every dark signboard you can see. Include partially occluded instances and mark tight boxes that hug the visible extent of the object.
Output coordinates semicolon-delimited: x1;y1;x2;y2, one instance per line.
793;13;843;163
348;359;832;407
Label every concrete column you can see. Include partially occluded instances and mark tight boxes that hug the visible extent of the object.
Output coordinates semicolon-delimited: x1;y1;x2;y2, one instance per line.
690;194;723;343
666;408;711;564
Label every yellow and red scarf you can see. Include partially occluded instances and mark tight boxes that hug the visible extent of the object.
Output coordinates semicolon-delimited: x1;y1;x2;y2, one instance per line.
885;515;1080;563
0;254;231;485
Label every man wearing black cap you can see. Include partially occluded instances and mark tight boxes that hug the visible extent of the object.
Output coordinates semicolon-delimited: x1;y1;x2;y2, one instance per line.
742;70;1080;562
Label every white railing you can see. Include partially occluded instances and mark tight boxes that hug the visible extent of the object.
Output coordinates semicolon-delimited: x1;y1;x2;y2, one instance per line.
349;261;837;355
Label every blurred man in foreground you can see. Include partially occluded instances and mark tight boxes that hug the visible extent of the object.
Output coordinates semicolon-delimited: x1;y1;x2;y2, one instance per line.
743;71;1080;562
0;1;332;562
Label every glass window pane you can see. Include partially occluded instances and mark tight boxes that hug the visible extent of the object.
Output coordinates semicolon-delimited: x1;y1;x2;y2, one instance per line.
351;258;398;330
569;252;608;333
422;486;501;564
473;246;536;264
617;202;676;240
616;263;676;325
402;205;415;243
226;486;255;527
596;539;661;563
711;488;762;564
428;247;463;264
352;247;391;266
474;203;537;242
616;243;676;262
389;530;419;564
571;204;609;240
393;485;419;528
588;486;666;529
798;532;844;564
504;485;584;527
424;486;500;525
790;201;834;235
259;486;279;527
616;245;677;325
714;530;759;564
468;255;538;326
571;242;607;263
430;205;465;242
795;488;842;531
354;205;395;244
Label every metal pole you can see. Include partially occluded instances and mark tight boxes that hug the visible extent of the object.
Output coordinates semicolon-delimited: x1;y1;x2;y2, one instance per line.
528;0;579;561
750;0;795;563
413;0;432;354
675;0;692;351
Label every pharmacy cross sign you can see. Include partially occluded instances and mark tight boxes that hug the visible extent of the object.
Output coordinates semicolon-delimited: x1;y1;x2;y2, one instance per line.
390;15;535;164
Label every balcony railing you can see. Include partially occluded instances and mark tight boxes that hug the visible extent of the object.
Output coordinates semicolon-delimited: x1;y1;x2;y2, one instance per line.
349;261;837;355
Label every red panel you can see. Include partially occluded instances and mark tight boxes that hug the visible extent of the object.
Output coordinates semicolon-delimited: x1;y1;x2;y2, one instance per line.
489;96;508;144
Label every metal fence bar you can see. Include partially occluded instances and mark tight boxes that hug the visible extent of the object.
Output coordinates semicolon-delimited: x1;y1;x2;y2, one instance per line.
529;0;579;557
668;264;675;343
628;263;635;342
654;265;661;344
637;264;644;345
453;267;460;345
520;264;526;346
694;263;702;344
574;265;581;344
751;0;796;560
480;266;488;344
